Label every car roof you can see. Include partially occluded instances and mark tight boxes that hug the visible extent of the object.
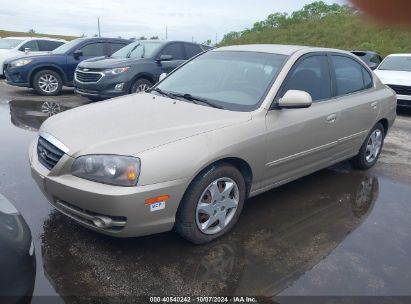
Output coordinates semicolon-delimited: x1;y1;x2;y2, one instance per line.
385;53;411;57
214;44;348;56
5;36;66;42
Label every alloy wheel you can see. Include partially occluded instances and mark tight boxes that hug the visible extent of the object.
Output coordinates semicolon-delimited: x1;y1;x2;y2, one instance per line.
134;83;150;93
38;74;59;94
365;129;383;163
196;177;239;235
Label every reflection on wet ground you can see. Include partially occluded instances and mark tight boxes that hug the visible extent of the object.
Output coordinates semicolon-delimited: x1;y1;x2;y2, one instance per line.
0;94;411;302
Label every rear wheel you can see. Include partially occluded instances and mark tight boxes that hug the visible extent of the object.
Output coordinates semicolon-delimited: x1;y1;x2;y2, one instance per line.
175;163;246;244
351;123;385;169
32;69;63;96
130;78;152;94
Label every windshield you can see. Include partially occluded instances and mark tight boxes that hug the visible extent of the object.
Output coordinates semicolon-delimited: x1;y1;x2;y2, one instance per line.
378;56;411;72
0;38;24;50
156;51;287;111
111;41;163;59
52;39;81;54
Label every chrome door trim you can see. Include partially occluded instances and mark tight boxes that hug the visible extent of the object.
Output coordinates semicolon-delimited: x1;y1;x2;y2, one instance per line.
265;141;338;168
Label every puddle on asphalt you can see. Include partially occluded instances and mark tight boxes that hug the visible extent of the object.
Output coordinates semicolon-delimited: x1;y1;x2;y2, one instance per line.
9;99;76;131
0;99;410;301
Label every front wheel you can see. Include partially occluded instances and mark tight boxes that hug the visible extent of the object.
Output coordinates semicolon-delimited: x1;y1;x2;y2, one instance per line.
32;69;63;96
351;122;385;169
130;78;152;94
175;163;246;244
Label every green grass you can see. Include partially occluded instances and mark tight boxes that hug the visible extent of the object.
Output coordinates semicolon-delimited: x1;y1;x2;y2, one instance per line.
0;30;77;41
219;2;411;57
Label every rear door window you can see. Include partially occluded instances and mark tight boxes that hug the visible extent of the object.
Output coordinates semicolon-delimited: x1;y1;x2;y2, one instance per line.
280;55;332;102
184;43;203;60
19;40;39;52
331;55;372;96
159;43;184;60
80;42;106;56
107;43;127;56
38;40;64;51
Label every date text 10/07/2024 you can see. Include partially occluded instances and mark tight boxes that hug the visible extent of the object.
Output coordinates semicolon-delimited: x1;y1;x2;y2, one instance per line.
149;296;258;303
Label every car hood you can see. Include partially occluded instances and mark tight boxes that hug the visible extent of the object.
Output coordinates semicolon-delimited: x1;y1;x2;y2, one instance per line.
79;56;150;69
374;70;411;86
39;93;252;157
3;52;59;64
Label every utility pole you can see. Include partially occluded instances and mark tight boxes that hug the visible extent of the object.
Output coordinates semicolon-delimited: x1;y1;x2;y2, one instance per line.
215;33;218;45
165;26;168;40
192;36;194;43
97;17;101;37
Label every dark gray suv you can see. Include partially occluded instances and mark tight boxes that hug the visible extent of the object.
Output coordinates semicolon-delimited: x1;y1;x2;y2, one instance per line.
74;40;211;100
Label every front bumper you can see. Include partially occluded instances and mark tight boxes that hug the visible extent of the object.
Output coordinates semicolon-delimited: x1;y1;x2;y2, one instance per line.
5;66;30;87
397;94;411;108
29;140;189;238
74;72;133;99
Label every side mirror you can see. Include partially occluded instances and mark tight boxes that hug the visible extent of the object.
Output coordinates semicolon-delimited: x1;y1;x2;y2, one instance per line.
369;63;378;70
158;54;173;62
73;49;83;58
278;90;312;109
159;73;167;81
24;48;31;54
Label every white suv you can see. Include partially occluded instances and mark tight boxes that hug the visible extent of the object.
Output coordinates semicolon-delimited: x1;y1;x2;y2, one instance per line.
0;37;66;76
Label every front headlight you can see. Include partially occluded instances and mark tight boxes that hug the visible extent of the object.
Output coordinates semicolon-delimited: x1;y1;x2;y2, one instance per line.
10;59;32;68
71;155;141;186
103;67;130;76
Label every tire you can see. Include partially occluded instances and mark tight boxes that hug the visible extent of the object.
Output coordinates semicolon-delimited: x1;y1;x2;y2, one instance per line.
32;69;63;96
175;163;246;244
351;122;385;170
130;78;152;94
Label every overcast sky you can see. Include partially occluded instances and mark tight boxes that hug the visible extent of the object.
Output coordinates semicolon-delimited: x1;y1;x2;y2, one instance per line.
0;0;346;43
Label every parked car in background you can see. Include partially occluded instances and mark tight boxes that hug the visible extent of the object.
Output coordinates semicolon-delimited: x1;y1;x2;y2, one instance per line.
30;45;396;244
74;40;211;100
0;193;36;303
374;53;411;108
4;37;130;96
0;37;65;77
351;50;382;70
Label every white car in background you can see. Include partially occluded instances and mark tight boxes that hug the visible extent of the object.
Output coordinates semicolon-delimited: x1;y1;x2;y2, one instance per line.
374;54;411;109
0;37;65;76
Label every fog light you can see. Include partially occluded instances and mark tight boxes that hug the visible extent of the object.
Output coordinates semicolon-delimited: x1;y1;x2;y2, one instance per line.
92;216;113;228
115;83;124;91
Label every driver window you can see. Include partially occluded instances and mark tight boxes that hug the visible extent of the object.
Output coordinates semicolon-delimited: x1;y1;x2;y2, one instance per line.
281;55;332;102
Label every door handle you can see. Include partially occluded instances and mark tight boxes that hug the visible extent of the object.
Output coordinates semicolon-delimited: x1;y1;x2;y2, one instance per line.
326;114;337;124
371;101;378;109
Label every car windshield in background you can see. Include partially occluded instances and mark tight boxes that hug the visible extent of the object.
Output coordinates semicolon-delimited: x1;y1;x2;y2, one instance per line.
51;38;81;54
156;51;287;111
111;41;163;59
0;38;24;49
378;56;411;72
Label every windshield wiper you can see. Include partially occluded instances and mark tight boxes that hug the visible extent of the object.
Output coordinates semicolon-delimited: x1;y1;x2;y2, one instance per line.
126;43;140;58
149;87;177;99
171;93;224;109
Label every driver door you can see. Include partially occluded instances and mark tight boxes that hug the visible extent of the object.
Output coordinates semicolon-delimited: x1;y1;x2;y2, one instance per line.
157;42;186;75
262;54;341;188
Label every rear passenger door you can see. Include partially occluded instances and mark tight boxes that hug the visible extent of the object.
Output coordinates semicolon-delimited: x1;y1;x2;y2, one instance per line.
157;42;186;74
329;54;379;156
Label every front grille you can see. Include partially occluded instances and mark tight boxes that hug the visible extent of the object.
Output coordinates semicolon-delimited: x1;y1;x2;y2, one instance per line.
75;70;103;83
387;84;411;96
37;136;65;170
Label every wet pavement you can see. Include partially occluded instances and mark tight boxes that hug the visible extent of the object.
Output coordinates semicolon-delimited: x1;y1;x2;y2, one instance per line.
1;80;411;303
